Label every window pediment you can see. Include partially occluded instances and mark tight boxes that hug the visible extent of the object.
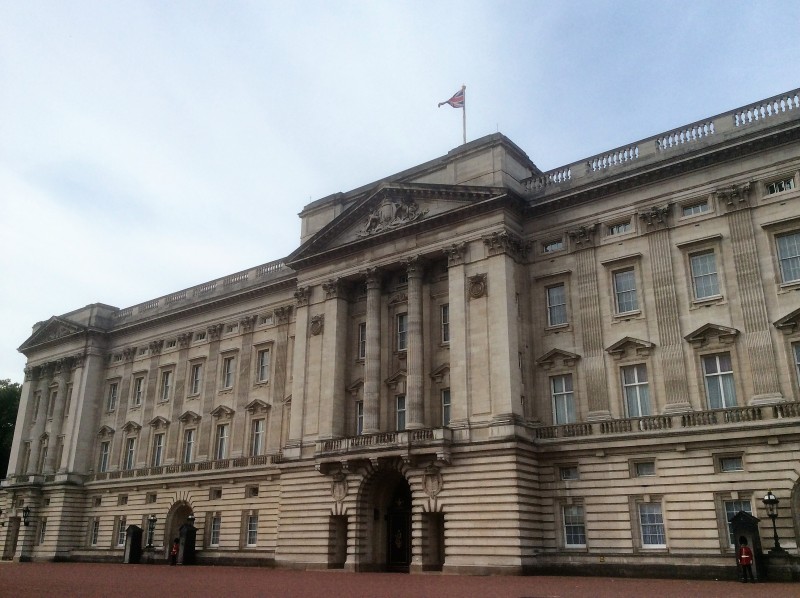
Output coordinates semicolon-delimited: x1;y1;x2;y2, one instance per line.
148;416;170;430
536;349;580;369
606;337;655;360
684;323;739;348
385;370;407;391
246;399;270;414
430;363;450;384
122;421;142;434
178;410;201;424
97;425;115;438
774;307;800;335
347;378;364;397
210;405;235;420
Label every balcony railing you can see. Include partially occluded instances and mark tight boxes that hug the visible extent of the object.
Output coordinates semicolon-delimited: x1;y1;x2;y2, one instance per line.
316;428;451;460
534;403;796;440
84;454;282;483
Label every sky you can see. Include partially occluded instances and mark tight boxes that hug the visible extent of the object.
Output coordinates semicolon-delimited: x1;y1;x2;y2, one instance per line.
2;0;800;382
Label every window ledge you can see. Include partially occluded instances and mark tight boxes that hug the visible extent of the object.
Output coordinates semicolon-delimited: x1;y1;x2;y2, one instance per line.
691;295;725;308
778;280;800;293
218;389;234;396
545;323;570;332
253;381;270;388
612;310;642;322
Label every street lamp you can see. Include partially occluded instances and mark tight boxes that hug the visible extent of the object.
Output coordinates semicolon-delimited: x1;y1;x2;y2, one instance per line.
762;490;782;551
22;506;31;527
187;514;196;526
146;514;157;550
0;508;4;527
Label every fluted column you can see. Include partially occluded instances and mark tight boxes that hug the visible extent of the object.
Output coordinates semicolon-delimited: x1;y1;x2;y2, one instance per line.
43;360;70;473
267;306;292;453
319;279;349;439
444;243;469;432
405;257;425;429
363;269;382;434
233;317;257;457
6;367;35;476
27;364;53;474
287;287;311;449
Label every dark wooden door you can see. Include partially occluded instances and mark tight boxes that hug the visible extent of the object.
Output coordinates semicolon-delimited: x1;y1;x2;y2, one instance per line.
386;485;411;572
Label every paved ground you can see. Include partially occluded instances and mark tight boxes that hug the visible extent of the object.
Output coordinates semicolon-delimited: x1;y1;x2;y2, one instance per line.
0;562;795;597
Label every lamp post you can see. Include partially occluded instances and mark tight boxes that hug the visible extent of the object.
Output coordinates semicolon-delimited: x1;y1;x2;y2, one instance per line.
762;490;782;551
22;506;31;527
0;507;4;527
146;514;157;551
187;514;195;526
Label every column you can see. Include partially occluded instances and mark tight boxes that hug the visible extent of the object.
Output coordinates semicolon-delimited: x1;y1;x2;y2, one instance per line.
444;243;469;432
267;306;292;453
166;333;193;463
287;287;311;449
405;257;425;429
64;346;107;474
27;363;53;474
363;269;382;434
43;360;69;473
137;340;163;468
233;317;257;457
319;279;349;439
6;367;35;477
199;325;223;460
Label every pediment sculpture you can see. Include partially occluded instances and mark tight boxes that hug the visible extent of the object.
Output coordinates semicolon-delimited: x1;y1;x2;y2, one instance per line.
357;197;428;237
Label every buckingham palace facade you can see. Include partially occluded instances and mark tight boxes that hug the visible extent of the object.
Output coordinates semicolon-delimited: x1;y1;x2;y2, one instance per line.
3;87;800;578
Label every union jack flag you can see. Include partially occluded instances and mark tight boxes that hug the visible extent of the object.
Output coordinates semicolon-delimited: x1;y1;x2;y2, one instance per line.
438;87;465;108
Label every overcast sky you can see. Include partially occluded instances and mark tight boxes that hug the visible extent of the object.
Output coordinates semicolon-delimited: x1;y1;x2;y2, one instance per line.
2;0;799;382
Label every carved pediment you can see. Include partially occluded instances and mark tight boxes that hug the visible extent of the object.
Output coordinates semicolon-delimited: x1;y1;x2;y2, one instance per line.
430;364;450;384
18;316;87;353
535;349;580;369
606;337;655;360
246;399;270;414
148;416;170;430
347;378;364;396
97;425;115;438
385;370;407;391
122;421;142;434
356;195;429;237
178;410;202;424
210;405;235;420
684;323;739;348
774;307;800;335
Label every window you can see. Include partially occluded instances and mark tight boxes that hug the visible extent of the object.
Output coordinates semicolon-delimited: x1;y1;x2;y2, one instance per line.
777;231;800;283
357;323;367;359
98;441;110;473
132;376;144;406
396;395;406;431
608;221;632;235
257;349;270;383
90;518;100;546
440;304;450;344
64;386;72;418
794;343;800;388
724;500;752;545
209;514;221;546
93;496;103;507
621;364;651;417
116;516;127;547
563;505;586;547
107;383;118;412
546;284;567;326
638;503;666;548
690;252;720;299
251;419;265;456
226;323;239;334
703;353;737;409
138;347;148;356
613;269;638;313
634;461;656;477
38;518;47;545
355;400;364;435
151;433;164;467
719;456;744;472
166;339;177;349
209;487;222;500
160;371;172;402
551;374;575;425
682;201;709;217
190;364;203;395
441;389;451;426
32;392;41;421
20;442;31;473
145;492;157;504
195;331;206;342
48;389;57;418
222;357;235;389
215;424;229;460
543;239;564;253
118;494;128;506
766;176;795;195
246;513;258;546
182;429;195;464
397;313;408;351
559;466;579;481
247;485;259;498
123;438;136;470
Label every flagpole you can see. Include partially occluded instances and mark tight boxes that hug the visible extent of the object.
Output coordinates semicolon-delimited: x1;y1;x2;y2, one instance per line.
461;85;467;145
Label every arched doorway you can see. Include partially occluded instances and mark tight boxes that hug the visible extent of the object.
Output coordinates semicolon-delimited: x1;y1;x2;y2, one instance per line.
359;470;412;572
386;482;412;572
164;501;194;556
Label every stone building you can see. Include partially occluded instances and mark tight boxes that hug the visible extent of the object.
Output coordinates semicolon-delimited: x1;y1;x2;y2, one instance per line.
2;87;800;578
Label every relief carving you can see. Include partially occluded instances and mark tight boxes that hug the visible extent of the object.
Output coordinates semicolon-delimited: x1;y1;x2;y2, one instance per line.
322;278;344;300
715;182;752;212
567;224;598;247
207;323;224;341
468;273;487;299
148;340;164;355
483;230;530;261
331;471;348;503
357;197;428;237
423;465;443;498
294;286;310;307
274;306;292;324
239;316;258;333
310;314;324;336
639;204;671;228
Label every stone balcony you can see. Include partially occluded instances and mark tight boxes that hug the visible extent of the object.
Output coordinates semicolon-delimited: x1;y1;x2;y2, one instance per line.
533;402;800;441
315;428;452;470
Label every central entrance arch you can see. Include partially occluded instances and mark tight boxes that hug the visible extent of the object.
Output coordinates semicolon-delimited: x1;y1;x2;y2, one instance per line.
357;469;412;572
164;501;194;555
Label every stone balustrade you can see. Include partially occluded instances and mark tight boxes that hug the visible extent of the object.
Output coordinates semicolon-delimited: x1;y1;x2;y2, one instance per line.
315;428;451;463
535;402;794;441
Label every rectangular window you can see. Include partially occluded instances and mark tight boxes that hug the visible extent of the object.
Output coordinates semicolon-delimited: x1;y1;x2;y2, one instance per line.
107;383;118;412
151;433;164;467
396;395;406;431
20;442;31;473
794;343;800;388
90;518;100;546
608;221;632;235
145;492;157;504
551;374;575;425
440;304;450;344
160;371;172;402
724;500;752;546
690;252;720;299
64;386;72;418
682;201;709;217
621;364;651;417
634;461;656;477
546;284;567;326
222;357;235;389
190;364;203;395
116;516;127;547
638;503;666;548
563;505;586;547
246;513;258;546
215;424;229;460
257;349;270;383
397;313;408;351
357;323;367;359
766;177;795;195
182;429;195;464
441;389;451;426
543;239;564;253
719;456;744;472
251;419;265;456
355;400;364;436
48;389;57;418
166;339;177;349
132;376;144;406
613;269;639;313
209;487;222;500
559;466;579;481
32;392;41;421
38;518;47;545
777;231;800;283
123;438;136;470
195;331;206;342
703;353;737;409
210;515;221;546
98;441;110;473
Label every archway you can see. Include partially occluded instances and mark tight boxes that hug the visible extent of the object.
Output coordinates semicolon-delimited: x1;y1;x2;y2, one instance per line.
164;501;194;556
357;469;412;572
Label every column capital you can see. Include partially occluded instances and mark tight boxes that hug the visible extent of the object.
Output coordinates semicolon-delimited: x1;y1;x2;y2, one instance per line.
294;286;311;307
322;278;345;300
716;182;752;213
402;255;425;279
483;230;530;260
363;268;382;290
567;224;598;249
443;242;467;267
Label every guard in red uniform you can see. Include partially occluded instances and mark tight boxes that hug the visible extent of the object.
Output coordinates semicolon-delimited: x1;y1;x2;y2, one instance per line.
737;536;755;582
170;538;179;566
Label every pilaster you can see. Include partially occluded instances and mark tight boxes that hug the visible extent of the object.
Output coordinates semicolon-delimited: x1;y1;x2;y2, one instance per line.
319;279;349;439
363;270;382;434
287;287;311;451
444;243;469;437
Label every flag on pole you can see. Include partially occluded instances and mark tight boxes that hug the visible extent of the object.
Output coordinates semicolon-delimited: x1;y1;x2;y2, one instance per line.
438;86;465;108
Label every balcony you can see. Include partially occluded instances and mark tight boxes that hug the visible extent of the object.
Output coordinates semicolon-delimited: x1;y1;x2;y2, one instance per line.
315;428;452;469
534;402;800;441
